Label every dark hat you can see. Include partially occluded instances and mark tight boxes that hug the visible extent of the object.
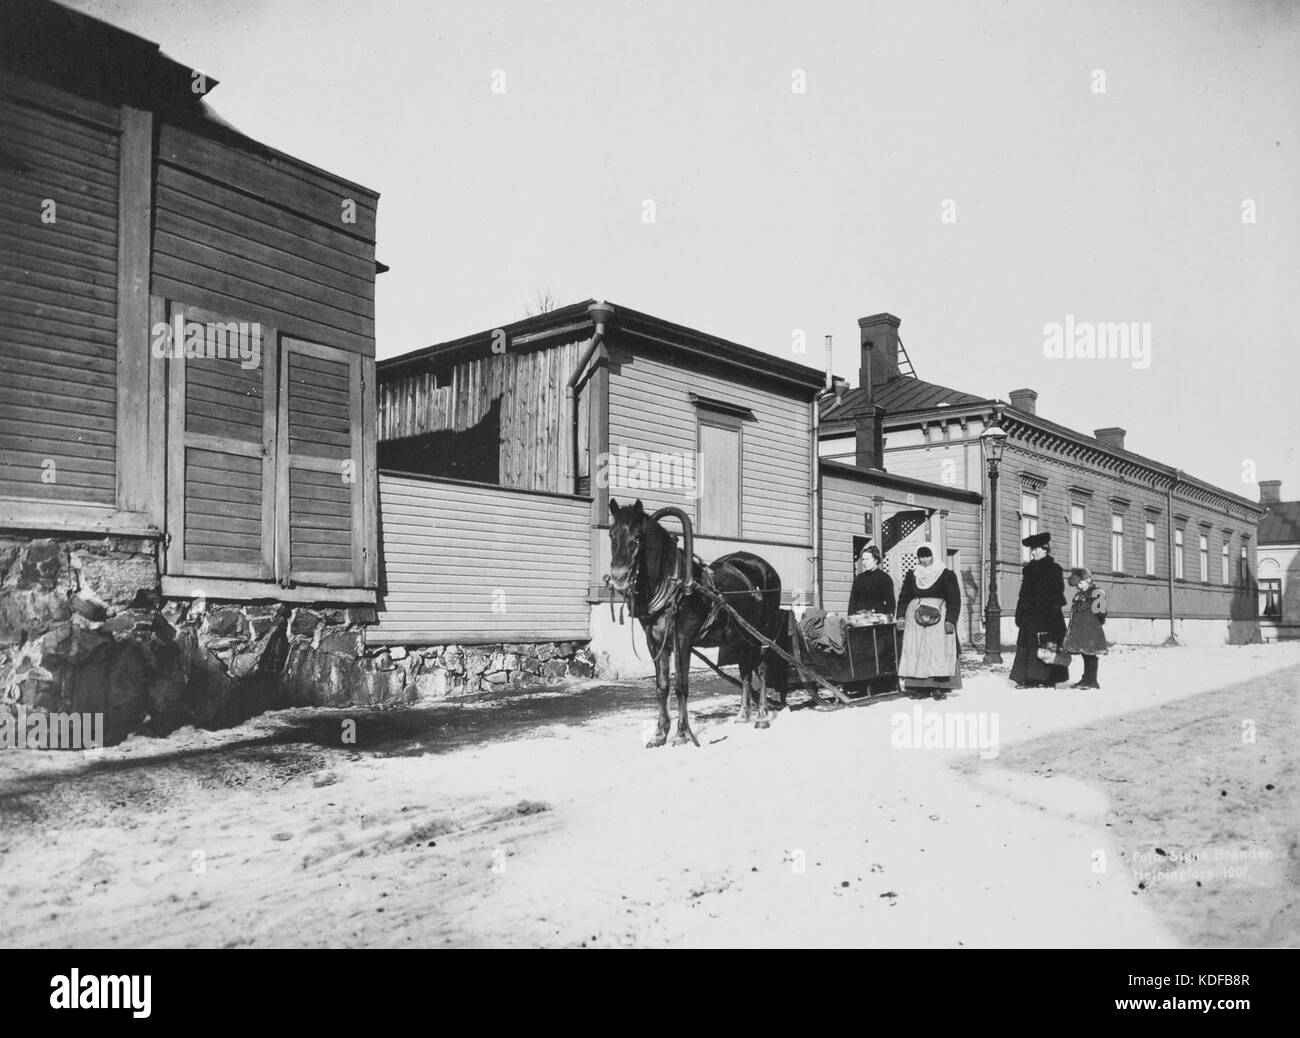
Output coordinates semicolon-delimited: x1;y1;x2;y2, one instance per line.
1021;532;1051;549
1068;567;1093;586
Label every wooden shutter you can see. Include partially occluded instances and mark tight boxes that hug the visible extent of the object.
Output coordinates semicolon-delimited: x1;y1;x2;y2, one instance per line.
277;338;365;586
166;304;277;579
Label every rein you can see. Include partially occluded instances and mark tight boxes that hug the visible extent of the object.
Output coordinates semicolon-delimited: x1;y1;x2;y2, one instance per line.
610;519;687;665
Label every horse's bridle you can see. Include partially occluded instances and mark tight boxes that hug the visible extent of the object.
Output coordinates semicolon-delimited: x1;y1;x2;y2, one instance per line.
609;523;680;622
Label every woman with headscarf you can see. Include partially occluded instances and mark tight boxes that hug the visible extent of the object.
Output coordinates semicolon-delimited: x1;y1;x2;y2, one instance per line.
894;543;962;699
1009;531;1070;688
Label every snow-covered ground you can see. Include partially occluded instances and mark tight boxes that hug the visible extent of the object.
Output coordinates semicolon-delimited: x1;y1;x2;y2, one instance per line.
1;643;1297;948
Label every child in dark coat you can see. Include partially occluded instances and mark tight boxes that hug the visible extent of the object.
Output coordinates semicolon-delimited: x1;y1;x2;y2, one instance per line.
1063;567;1108;689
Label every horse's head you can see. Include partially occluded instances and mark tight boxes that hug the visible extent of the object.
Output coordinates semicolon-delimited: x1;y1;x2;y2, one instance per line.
607;497;647;595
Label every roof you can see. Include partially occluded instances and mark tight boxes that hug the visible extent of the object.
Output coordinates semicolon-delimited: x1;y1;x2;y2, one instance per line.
821;376;988;423
1259;502;1300;545
379;300;828;393
820;373;1260;515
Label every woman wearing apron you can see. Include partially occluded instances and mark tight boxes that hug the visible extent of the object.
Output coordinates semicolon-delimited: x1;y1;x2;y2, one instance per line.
894;543;962;699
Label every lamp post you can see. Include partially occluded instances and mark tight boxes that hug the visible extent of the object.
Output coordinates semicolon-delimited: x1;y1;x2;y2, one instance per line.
981;419;1008;664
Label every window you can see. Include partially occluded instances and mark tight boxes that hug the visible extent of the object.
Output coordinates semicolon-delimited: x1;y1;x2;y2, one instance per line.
164;302;374;588
1222;540;1231;585
1174;527;1185;580
1239;546;1249;591
1144;521;1157;576
1020;492;1039;561
1259;578;1281;617
1069;505;1085;568
1111;514;1125;573
1199;534;1209;583
697;411;741;538
1260;578;1282;618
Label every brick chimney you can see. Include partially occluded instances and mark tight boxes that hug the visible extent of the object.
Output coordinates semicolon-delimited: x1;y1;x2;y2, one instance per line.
1094;427;1127;451
855;406;886;470
1008;388;1037;415
858;313;901;403
1259;480;1282;505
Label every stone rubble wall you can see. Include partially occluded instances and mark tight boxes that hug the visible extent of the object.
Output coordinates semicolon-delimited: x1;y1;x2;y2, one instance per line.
0;534;596;745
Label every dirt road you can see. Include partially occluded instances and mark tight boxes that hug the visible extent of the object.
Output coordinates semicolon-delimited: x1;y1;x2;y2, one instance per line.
1;644;1296;947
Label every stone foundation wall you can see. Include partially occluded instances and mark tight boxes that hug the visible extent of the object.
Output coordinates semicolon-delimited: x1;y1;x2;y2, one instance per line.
371;641;596;700
0;534;597;745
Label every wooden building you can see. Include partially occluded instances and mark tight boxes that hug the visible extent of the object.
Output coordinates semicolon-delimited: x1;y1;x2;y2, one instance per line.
819;314;1265;645
373;301;827;669
1;0;379;595
1;1;383;736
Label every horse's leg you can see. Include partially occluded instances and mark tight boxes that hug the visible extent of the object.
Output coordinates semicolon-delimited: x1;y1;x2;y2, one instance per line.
753;652;771;729
671;625;698;746
734;647;753;724
646;620;670;748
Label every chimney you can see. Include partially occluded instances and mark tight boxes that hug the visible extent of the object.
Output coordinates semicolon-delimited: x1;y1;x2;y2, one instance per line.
1008;388;1038;416
858;313;901;403
1259;480;1282;505
855;405;886;470
1094;427;1127;451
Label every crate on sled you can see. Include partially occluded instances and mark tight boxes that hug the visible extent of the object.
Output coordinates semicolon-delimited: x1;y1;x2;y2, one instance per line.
719;608;900;703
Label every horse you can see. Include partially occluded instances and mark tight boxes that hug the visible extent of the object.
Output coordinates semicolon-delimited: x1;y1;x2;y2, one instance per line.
606;498;784;747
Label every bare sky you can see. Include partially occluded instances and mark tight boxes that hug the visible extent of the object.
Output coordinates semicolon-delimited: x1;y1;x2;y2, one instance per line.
67;0;1300;498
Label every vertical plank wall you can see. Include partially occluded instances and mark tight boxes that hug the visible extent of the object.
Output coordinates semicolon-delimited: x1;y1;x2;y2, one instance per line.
378;338;588;494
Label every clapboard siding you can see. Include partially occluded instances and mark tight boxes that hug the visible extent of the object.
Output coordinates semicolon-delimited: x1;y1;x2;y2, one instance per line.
370;474;591;644
992;447;1251;621
820;468;982;629
153;124;376;357
378;339;588;494
606;341;812;545
0;86;119;505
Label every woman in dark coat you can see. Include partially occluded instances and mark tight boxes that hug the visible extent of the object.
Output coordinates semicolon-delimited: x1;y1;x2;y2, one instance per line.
895;543;962;699
849;545;895;615
849;544;898;686
1063;567;1108;689
1009;532;1069;688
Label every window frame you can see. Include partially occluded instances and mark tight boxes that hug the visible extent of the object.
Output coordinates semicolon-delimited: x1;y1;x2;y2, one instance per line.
1259;578;1282;618
1069;504;1086;569
1174;526;1185;581
1020;492;1040;562
1111;513;1125;574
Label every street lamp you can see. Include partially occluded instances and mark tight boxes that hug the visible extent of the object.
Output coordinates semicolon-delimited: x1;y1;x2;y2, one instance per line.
980;418;1008;664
